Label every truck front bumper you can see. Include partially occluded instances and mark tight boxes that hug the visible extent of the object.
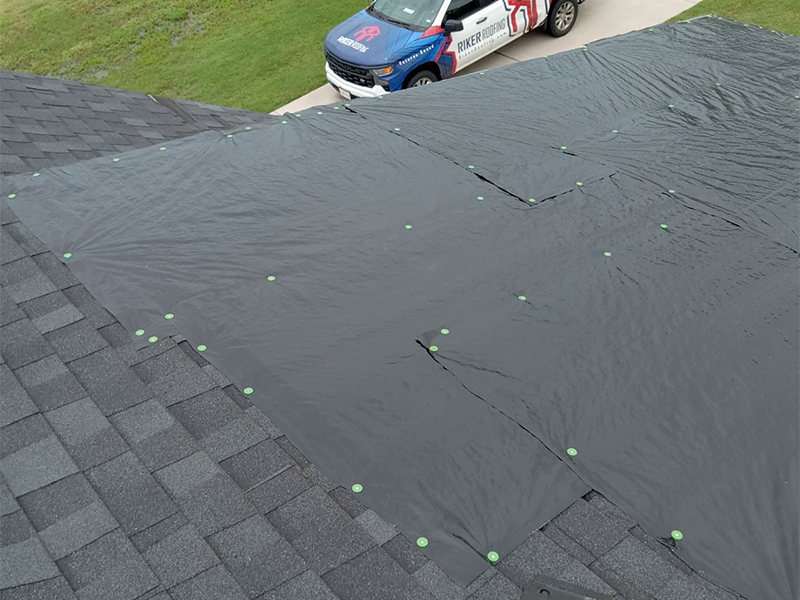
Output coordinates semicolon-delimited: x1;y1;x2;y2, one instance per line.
325;63;388;99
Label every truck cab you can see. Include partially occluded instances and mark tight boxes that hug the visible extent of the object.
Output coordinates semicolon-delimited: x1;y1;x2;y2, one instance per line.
324;0;581;98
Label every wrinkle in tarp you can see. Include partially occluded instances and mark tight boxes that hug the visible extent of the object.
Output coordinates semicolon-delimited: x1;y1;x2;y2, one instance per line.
5;17;798;600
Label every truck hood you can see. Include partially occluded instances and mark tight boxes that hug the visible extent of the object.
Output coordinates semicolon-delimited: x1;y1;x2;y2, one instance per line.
325;10;423;66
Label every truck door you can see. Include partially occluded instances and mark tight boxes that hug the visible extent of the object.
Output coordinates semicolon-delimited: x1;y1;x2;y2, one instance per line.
444;0;509;72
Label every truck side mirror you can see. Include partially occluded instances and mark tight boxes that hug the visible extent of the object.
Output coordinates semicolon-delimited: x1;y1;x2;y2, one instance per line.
443;19;464;33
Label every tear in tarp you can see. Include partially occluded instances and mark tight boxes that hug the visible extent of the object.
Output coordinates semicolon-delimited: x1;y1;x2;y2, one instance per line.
5;17;798;600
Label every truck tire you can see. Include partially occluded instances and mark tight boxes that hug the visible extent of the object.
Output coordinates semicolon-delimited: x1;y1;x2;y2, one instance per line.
405;70;439;89
547;0;578;37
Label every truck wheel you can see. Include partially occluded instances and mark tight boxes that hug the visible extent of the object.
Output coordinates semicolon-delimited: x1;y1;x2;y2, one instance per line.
405;70;439;89
547;0;578;37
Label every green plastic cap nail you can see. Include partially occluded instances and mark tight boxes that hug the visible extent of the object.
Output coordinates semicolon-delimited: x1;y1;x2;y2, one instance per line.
477;196;484;201
282;120;288;124
440;328;449;335
63;252;72;259
405;224;413;229
416;537;428;548
8;194;16;199
604;251;612;257
660;223;668;230
467;165;475;170
487;551;500;563
345;103;351;107
560;146;567;150
576;182;583;187
518;295;527;301
148;336;158;343
112;158;120;162
267;275;276;281
429;345;439;353
668;189;676;194
243;387;254;395
197;344;207;352
671;530;683;541
394;128;400;131
227;134;234;138
295;113;302;117
351;483;363;494
164;313;174;320
135;329;145;336
334;106;340;110
33;172;40;177
245;126;252;130
668;104;674;109
317;111;323;115
567;447;578;457
612;129;619;133
160;147;166;151
527;198;536;203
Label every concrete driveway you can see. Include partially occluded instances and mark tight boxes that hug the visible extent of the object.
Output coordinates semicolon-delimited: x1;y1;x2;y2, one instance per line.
275;0;701;114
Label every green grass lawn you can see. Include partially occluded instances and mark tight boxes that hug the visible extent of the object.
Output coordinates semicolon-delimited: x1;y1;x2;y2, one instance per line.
670;0;799;35
0;0;366;112
2;0;796;114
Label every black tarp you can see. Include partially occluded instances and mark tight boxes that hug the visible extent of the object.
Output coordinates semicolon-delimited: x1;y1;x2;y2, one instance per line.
5;16;798;600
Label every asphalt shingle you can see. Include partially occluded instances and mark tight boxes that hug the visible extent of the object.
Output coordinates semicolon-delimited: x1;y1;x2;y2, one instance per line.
18;291;83;334
167;565;248;600
86;451;177;535
466;573;521;600
598;535;696;600
382;532;430;575
61;285;114;329
110;399;198;472
0;318;54;370
497;531;615;597
246;465;312;515
141;524;219;590
322;546;435;600
0;414;78;497
68;348;152;415
0;510;60;589
45;397;127;470
0;257;57;304
129;511;188;552
219;439;293;492
3;222;49;256
0;286;24;327
13;354;87;412
169;388;267;461
0;576;78;600
268;486;375;574
132;347;215;406
355;509;399;546
208;514;307;597
57;529;158;600
0;363;37;426
44;318;108;363
17;472;117;560
258;570;337;600
154;451;256;537
31;252;79;289
329;485;368;519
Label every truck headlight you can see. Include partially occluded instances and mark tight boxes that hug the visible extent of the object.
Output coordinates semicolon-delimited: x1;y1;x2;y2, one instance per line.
370;66;394;77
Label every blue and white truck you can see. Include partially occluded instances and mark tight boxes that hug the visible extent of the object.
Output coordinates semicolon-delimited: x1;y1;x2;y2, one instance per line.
325;0;583;98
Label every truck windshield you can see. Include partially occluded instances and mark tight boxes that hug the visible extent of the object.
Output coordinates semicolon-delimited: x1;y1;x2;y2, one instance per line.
367;0;444;30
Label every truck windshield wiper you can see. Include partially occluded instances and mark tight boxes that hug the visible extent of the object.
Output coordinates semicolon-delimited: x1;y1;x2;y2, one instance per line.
367;6;412;29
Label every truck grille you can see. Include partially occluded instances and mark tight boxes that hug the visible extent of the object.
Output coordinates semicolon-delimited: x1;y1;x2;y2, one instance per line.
326;51;374;87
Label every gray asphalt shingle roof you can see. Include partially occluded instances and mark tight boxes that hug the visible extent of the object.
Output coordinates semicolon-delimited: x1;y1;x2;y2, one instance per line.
0;70;746;600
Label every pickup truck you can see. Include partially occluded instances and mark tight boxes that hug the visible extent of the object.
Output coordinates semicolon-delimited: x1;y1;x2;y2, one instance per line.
324;0;583;98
